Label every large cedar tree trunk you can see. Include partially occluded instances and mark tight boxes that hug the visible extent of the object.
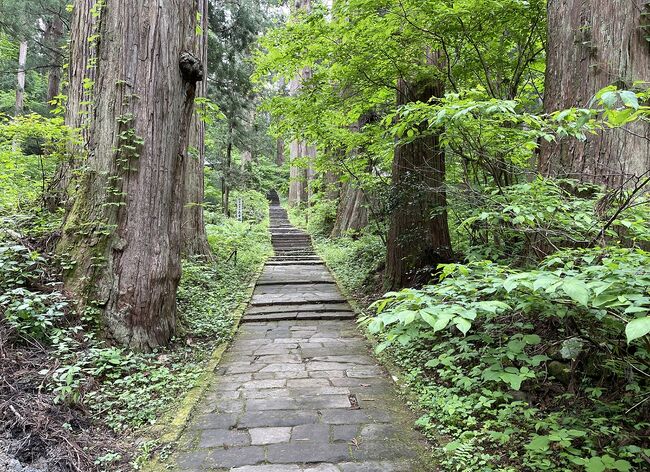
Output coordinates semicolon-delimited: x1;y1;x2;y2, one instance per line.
288;138;308;204
58;0;202;350
331;181;367;237
331;113;374;237
385;77;453;289
287;72;309;206
540;0;650;186
276;138;285;165
182;0;212;257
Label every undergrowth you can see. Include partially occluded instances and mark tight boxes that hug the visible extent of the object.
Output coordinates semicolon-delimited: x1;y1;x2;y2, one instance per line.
0;193;271;471
302;184;650;472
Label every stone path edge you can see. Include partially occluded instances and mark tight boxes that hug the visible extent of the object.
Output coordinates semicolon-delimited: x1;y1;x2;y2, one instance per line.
141;257;270;472
303;225;442;465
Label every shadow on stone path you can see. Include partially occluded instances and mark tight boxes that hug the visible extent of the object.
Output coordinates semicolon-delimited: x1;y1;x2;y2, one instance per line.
169;203;433;471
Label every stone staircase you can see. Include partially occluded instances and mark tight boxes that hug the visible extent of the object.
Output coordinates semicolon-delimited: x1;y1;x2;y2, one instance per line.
241;203;356;323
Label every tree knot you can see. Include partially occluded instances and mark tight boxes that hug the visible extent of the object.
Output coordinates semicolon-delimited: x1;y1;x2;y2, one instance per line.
179;52;203;83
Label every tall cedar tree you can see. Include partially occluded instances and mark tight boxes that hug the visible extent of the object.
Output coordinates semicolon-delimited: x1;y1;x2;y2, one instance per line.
287;0;312;206
385;68;453;289
182;0;212;257
58;0;203;350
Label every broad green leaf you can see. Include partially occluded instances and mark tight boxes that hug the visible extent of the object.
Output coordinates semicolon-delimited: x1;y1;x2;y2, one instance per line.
398;310;416;325
433;312;455;332
527;435;550;451
625;316;650;343
420;311;437;329
454;318;472;335
619;91;639;109
562;278;590;306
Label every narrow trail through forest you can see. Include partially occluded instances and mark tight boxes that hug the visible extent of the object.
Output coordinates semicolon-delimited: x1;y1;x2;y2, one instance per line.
169;202;432;471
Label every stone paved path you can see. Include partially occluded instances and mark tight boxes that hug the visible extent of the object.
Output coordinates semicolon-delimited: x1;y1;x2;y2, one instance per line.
170;203;432;471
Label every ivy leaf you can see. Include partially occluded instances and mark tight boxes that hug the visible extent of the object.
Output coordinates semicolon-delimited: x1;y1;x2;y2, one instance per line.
625;317;650;344
562;278;590;306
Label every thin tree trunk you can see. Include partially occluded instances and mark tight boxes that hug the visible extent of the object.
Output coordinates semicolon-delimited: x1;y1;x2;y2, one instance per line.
288;74;308;206
44;17;65;107
276;138;285;165
287;0;313;206
540;0;650;187
385;73;453;290
182;0;212;258
15;41;28;115
289;139;308;204
222;124;233;217
58;0;203;350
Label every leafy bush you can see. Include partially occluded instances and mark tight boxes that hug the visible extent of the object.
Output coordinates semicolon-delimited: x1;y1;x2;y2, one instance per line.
450;178;650;263
363;248;650;471
0;114;74;213
0;239;69;342
289;196;338;237
314;233;385;297
1;288;67;340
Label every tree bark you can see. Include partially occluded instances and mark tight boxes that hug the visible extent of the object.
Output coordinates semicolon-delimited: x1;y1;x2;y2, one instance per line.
540;0;650;187
287;71;309;206
288;138;308;204
276;138;285;165
222;124;233;216
385;75;453;290
15;41;28;115
331;113;374;237
58;0;202;350
47;1;98;209
44;16;65;107
182;0;212;258
331;181;367;237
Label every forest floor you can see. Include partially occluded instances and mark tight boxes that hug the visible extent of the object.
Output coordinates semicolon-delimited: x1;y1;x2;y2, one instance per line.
0;194;273;472
158;204;434;471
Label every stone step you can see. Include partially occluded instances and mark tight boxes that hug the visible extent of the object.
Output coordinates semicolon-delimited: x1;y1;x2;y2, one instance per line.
270;255;321;259
241;311;356;322
266;262;324;266
246;302;353;315
254;283;339;295
256;280;336;286
257;276;335;285
250;294;348;306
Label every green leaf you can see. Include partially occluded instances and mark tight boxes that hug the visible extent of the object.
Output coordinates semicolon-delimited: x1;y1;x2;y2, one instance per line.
584;457;607;472
562;278;590;306
420;311;437;329
625;316;650;343
527;435;550;451
619;91;639;109
433;312;455;332
398;310;416;325
455;317;472;336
